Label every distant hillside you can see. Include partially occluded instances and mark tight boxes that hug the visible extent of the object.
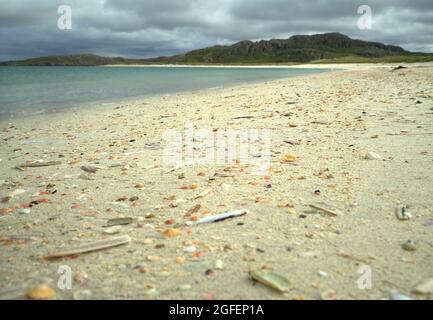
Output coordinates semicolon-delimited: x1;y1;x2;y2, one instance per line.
149;32;415;64
2;33;433;66
0;54;127;66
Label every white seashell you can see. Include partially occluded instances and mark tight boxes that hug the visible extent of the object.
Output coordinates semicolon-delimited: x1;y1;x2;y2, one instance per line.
183;245;196;253
215;259;223;270
73;289;92;300
221;183;231;192
390;290;413;300
413;278;433;294
179;284;192;291
144;288;159;297
318;270;328;277
103;226;122;235
364;152;382;160
19;208;31;215
9;189;26;198
395;205;412;220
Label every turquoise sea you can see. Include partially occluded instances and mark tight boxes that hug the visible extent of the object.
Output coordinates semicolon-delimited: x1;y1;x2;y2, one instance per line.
0;66;327;118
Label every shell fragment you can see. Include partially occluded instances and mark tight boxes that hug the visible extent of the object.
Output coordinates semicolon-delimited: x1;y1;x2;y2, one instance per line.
249;270;290;293
43;235;131;259
395;205;412;220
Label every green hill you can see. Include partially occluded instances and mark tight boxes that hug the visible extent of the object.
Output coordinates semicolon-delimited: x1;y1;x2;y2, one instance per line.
0;54;127;66
2;33;433;66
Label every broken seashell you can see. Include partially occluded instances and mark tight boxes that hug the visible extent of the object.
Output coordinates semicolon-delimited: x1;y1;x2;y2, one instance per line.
281;154;298;163
73;289;92;300
105;217;133;227
163;228;181;238
103;225;122;235
249;270;290;293
19;208;31;215
363;152;382;160
413;277;433;294
321;289;337;300
9;189;26;198
401;240;416;251
183;245;196;253
43;235;131;259
26;285;55;300
395;205;412;220
80;165;99;173
175;256;186;264
215;259;223;270
309;202;340;216
390;290;413;300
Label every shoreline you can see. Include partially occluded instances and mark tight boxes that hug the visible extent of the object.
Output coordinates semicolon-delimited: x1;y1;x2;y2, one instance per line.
102;62;389;69
0;66;339;124
3;62;430;124
102;61;433;69
1;63;432;300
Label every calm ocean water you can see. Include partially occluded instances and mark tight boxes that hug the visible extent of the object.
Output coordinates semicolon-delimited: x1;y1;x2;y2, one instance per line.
0;66;327;118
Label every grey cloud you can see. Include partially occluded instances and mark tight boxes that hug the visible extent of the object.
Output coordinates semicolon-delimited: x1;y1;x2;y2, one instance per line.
0;0;432;61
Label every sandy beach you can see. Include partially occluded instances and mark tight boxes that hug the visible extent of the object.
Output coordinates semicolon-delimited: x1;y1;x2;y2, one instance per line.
0;63;432;300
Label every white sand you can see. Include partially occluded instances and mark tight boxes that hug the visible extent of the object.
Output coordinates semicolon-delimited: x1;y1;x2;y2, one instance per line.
0;64;432;300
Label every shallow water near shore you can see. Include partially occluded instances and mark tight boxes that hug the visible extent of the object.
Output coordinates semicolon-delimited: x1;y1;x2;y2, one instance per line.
0;66;328;119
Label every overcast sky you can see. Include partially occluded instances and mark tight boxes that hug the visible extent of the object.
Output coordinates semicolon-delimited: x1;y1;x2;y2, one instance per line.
0;0;432;61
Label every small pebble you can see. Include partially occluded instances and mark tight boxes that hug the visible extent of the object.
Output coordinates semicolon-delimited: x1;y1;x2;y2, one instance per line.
364;152;382;160
175;256;186;264
179;284;191;291
221;183;231;191
395;205;413;220
205;269;215;276
103;225;122;235
390;290;412;300
142;238;154;244
163;228;181;238
183;245;196;253
73;289;92;300
413;278;433;294
19;208;31;215
73;271;89;285
146;255;160;262
26;285;55;300
144;288;159;298
215;259;223;270
321;289;336;300
318;270;327;277
401;240;417;251
286;208;297;215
